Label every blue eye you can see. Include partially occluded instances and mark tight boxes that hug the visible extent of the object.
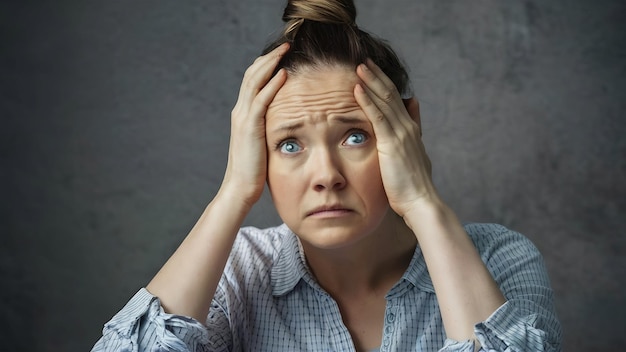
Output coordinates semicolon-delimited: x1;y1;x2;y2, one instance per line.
279;140;302;154
344;132;367;145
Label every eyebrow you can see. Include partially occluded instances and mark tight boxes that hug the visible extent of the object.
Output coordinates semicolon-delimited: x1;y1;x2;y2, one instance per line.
270;121;304;135
270;116;367;134
331;116;368;125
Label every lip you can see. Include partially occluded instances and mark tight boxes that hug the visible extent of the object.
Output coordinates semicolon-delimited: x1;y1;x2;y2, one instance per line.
306;204;354;218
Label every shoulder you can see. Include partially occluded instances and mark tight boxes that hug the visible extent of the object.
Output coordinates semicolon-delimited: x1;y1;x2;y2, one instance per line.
230;223;292;260
463;223;551;287
462;223;543;265
222;224;294;279
464;222;538;250
215;224;301;309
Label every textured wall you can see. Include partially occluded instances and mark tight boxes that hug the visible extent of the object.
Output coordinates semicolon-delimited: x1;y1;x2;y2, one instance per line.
2;1;625;351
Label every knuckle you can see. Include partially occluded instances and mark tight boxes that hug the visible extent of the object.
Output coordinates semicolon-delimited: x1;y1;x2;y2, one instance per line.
382;90;395;103
249;99;265;114
242;79;257;93
409;123;421;135
373;112;385;122
244;64;255;76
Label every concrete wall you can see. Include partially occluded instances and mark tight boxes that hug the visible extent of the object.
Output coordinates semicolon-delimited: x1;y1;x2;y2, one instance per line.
2;0;625;350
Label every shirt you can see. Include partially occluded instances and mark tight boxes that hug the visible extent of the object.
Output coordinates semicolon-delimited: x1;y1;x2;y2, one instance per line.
92;223;562;351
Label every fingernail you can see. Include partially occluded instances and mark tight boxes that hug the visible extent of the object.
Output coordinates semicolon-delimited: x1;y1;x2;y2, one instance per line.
361;63;369;71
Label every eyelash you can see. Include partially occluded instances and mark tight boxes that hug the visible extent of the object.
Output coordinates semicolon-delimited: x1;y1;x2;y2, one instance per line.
274;129;369;153
275;138;300;154
343;130;368;146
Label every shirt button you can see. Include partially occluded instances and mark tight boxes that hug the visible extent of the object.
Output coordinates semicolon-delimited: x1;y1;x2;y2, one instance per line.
387;312;396;322
383;336;391;346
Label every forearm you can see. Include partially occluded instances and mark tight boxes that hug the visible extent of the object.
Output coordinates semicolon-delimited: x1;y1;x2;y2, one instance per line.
404;200;506;343
146;187;251;323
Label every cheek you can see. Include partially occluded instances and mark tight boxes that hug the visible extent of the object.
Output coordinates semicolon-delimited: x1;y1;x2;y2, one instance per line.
268;160;302;215
269;174;293;200
352;155;388;204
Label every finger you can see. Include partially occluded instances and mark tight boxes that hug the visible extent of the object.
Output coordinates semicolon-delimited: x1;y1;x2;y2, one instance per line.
354;83;395;142
365;58;397;93
359;78;402;124
237;43;289;103
249;68;288;120
244;42;289;86
356;62;411;131
238;43;289;103
357;63;424;150
356;62;398;106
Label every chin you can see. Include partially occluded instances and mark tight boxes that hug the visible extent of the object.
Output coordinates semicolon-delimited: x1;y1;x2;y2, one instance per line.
287;221;376;251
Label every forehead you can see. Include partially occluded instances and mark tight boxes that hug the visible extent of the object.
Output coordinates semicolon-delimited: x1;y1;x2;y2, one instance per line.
266;65;362;122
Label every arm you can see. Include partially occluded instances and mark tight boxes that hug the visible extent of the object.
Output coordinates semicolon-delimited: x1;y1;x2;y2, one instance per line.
92;43;291;350
145;188;253;322
147;42;289;321
470;224;561;351
354;60;559;350
403;203;506;343
439;224;561;351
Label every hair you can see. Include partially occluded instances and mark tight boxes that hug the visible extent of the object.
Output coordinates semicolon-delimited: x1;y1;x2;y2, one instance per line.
262;0;411;97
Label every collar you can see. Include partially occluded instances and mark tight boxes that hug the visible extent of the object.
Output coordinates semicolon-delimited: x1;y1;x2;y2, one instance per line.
271;224;311;296
270;224;435;297
386;243;435;298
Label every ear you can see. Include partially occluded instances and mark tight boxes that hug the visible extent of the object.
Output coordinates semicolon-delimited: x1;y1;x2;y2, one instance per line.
403;97;422;135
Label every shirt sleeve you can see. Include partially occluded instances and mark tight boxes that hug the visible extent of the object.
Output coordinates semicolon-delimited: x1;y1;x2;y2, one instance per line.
91;288;211;352
440;224;562;351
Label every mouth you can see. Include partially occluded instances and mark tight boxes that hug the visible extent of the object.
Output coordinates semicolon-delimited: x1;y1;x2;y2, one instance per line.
306;204;354;218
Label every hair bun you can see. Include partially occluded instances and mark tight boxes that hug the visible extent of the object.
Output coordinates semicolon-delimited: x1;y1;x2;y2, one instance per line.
282;0;357;26
263;0;410;98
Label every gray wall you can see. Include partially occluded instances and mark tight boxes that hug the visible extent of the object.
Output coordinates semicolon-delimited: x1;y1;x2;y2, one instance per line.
2;0;625;351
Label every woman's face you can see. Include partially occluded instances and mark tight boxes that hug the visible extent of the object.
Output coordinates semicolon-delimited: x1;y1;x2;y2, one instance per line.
266;66;390;250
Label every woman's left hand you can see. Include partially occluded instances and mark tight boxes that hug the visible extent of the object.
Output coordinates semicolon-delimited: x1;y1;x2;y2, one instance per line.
354;59;438;218
356;62;509;345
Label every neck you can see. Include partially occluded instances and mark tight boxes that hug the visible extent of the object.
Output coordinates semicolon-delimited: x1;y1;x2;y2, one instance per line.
301;211;417;298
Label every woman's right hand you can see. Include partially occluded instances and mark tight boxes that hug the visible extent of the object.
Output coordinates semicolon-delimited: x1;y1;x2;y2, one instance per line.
144;44;290;323
220;43;290;208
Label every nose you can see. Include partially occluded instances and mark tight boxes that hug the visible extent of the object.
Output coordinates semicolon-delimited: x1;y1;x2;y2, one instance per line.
309;148;346;192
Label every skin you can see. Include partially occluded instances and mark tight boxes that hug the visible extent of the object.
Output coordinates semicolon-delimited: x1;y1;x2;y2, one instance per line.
146;44;506;351
354;59;506;351
146;43;291;324
265;67;418;349
266;67;405;252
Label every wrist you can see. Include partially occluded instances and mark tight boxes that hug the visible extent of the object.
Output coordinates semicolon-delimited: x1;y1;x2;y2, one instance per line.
214;183;258;217
401;197;456;236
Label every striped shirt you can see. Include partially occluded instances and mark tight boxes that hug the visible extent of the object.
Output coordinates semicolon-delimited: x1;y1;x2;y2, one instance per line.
92;223;562;351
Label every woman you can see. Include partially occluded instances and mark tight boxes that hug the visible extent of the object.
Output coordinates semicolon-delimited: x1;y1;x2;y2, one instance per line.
92;0;561;351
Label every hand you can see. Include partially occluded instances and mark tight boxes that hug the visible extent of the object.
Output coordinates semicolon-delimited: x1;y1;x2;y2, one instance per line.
220;43;289;208
354;59;437;217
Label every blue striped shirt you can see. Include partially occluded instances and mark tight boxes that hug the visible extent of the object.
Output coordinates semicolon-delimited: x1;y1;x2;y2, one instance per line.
92;223;562;351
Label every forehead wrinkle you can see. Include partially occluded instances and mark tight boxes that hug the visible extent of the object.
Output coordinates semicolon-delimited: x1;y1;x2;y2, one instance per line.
267;93;361;120
270;109;364;134
269;90;357;113
266;67;364;131
268;97;363;130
